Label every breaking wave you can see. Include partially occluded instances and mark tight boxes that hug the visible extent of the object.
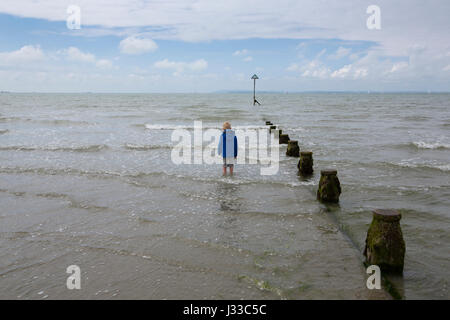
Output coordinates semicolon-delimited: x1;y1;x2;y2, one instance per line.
412;141;450;150
0;117;93;126
0;144;108;152
144;124;267;130
123;143;172;151
392;160;450;172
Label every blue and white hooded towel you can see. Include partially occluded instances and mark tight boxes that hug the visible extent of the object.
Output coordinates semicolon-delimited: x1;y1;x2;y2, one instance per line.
218;129;238;162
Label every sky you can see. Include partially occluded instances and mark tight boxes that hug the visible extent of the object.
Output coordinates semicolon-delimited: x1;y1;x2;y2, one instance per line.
0;0;449;92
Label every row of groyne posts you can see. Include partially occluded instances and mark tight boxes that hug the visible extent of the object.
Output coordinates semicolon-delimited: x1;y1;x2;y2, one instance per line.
265;121;406;281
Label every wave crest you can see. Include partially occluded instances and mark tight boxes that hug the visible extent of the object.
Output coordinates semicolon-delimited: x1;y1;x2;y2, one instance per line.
412;141;450;150
144;124;267;130
395;160;450;172
123;143;171;151
0;144;108;152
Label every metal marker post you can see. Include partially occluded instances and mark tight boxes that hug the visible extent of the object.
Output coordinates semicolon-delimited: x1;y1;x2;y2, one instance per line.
251;74;260;105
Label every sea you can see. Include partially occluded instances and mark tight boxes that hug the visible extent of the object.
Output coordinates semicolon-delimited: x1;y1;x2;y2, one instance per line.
0;93;448;299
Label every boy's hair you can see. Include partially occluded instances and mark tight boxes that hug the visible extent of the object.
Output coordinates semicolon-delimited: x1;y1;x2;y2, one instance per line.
222;121;231;130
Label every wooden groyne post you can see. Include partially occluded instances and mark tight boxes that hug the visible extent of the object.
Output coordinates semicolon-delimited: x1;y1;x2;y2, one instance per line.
317;170;341;203
298;151;313;175
279;134;290;144
286;140;300;157
364;209;406;274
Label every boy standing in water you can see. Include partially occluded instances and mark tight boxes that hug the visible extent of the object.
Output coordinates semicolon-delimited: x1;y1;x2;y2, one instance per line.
218;121;238;176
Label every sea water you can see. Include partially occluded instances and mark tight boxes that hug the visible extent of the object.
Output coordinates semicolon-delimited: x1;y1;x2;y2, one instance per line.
0;93;448;299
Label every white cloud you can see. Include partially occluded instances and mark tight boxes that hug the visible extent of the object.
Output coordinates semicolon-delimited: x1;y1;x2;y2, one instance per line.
331;64;352;78
154;58;208;72
349;53;360;61
389;62;408;73
290;39;450;83
233;49;252;62
96;59;113;69
289;58;370;80
353;68;368;79
0;1;449;91
301;61;331;79
61;47;96;63
0;45;45;65
189;59;208;71
233;49;248;56
1;0;448;57
119;36;158;54
58;47;113;69
328;47;351;60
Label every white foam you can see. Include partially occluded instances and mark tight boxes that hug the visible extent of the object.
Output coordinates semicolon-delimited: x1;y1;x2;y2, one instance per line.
412;141;450;150
396;160;450;172
144;124;267;130
436;164;450;171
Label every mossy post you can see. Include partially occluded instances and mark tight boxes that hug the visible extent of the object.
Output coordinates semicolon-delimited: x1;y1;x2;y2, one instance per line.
316;170;341;203
298;151;313;175
265;121;273;126
279;134;290;144
269;125;277;133
364;209;405;274
286;140;300;157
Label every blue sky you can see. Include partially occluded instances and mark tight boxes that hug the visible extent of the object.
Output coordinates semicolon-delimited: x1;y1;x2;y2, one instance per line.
0;1;449;92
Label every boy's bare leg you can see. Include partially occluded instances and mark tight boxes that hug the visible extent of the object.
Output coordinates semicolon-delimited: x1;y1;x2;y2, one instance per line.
229;166;233;176
223;166;227;176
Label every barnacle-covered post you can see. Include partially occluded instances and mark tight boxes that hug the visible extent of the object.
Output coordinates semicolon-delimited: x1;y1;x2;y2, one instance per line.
364;209;406;274
298;151;313;175
317;169;341;203
286;140;300;157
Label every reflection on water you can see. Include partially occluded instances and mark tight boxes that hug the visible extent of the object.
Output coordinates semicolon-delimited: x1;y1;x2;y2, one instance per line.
215;182;245;248
217;181;242;213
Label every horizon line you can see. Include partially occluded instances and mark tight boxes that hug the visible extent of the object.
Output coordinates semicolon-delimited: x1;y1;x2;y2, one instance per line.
1;90;449;94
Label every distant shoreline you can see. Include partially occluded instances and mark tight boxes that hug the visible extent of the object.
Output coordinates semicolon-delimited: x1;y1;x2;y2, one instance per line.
1;91;449;94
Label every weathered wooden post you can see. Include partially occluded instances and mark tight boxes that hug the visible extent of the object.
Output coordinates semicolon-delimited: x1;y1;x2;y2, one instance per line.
317;170;341;203
269;125;277;132
298;151;313;175
286;140;300;157
364;209;405;274
279;134;290;144
265;121;273;125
